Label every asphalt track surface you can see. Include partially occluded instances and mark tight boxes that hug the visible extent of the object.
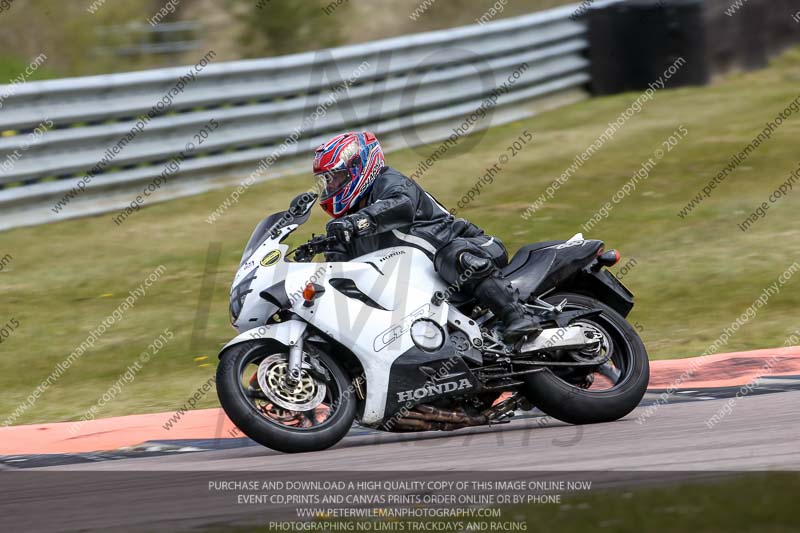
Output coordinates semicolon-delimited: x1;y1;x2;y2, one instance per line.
2;387;799;532
29;388;800;473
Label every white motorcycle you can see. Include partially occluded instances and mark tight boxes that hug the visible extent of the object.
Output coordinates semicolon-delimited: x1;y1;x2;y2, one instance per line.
217;193;649;453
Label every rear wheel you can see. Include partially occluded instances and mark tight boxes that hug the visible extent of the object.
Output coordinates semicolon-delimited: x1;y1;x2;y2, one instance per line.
522;292;649;425
217;340;356;453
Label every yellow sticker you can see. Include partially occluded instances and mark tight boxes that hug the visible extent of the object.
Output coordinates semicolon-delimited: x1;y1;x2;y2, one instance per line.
260;250;281;267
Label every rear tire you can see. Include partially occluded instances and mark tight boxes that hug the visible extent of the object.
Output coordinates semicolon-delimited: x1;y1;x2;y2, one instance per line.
217;340;356;453
522;292;649;425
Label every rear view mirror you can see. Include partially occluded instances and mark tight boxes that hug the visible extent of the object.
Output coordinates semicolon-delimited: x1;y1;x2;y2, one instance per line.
289;192;318;218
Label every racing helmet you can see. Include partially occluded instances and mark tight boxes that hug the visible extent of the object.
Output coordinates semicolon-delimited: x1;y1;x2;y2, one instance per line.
313;132;385;218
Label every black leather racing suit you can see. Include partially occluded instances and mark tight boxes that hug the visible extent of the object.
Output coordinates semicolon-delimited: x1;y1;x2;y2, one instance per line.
325;167;506;268
326;166;539;341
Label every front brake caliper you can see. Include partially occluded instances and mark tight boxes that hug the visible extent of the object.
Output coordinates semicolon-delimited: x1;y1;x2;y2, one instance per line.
306;356;331;384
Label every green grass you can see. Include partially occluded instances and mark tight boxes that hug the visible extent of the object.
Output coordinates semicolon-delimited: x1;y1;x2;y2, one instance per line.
2;49;800;425
0;54;57;83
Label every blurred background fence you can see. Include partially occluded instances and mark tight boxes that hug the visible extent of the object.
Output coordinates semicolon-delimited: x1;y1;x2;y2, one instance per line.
0;0;797;230
0;3;594;229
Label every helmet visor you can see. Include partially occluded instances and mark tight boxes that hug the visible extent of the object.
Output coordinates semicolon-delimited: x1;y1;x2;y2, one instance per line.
318;169;352;200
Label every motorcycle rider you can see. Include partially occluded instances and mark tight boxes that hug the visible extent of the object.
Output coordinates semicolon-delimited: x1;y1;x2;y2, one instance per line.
314;131;541;343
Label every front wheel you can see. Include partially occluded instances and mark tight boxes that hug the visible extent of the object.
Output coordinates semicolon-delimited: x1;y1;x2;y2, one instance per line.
216;340;356;453
522;292;649;425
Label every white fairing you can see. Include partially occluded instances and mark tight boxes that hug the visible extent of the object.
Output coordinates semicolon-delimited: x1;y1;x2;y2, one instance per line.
227;225;454;424
223;320;307;352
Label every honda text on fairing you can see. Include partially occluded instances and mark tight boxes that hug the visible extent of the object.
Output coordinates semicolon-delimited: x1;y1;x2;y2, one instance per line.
216;193;649;453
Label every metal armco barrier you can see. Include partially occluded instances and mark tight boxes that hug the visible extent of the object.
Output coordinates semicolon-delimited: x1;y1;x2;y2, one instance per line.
0;3;592;230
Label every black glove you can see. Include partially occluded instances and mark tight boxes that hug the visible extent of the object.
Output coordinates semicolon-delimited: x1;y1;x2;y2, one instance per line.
326;213;375;244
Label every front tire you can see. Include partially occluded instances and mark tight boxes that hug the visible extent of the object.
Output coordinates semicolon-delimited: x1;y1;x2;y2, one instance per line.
522;292;649;425
217;340;356;453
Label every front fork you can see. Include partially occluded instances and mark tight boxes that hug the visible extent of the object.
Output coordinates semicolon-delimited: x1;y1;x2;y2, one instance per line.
286;336;305;386
284;320;308;387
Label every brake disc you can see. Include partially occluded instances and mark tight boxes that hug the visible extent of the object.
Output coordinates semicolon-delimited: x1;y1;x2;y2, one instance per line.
256;354;326;412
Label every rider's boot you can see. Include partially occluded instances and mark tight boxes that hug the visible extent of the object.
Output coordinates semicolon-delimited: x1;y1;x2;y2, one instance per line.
473;272;542;344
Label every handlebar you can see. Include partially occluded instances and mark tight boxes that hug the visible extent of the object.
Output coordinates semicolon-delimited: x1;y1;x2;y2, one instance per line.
293;234;340;262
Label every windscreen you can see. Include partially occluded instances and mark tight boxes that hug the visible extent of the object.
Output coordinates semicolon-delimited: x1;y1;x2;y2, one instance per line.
238;193;317;266
239;212;287;266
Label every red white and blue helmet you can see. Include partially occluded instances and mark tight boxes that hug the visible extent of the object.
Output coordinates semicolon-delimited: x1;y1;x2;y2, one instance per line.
314;132;385;218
